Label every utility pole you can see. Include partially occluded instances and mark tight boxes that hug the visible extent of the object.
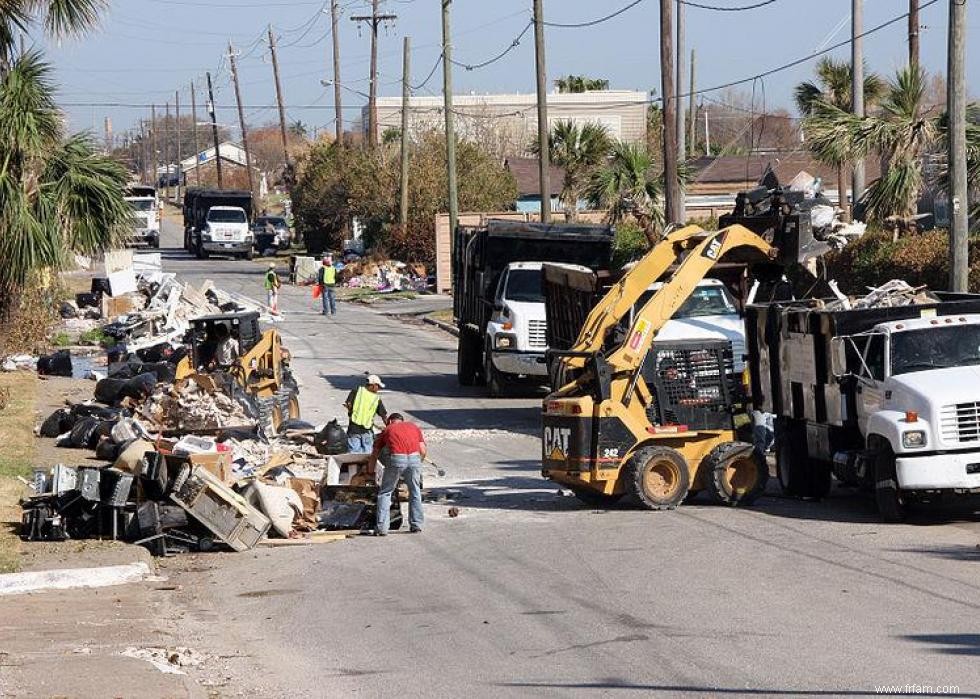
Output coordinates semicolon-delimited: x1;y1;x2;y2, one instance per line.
675;0;685;162
533;0;552;223
268;26;292;180
675;0;685;219
139;120;148;182
151;104;158;190
948;0;968;291
175;90;182;201
330;0;344;148
190;80;202;186
206;72;223;189
228;42;256;202
399;36;411;231
688;49;696;156
104;116;112;154
350;1;396;147
909;0;920;70
442;0;459;236
660;0;681;224
851;0;865;214
165;102;172;201
704;109;710;155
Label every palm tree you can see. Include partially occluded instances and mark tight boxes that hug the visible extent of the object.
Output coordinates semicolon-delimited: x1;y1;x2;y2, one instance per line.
531;120;612;221
555;75;609;94
0;2;130;315
802;67;940;229
289;119;309;138
585;140;664;246
795;58;885;212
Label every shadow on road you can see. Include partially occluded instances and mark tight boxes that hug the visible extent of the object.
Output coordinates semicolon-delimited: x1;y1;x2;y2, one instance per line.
495;683;980;697
902;633;980;656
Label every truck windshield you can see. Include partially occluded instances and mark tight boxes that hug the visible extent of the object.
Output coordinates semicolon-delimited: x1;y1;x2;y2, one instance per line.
505;269;544;303
636;285;737;318
208;209;246;223
891;325;980;375
129;199;155;212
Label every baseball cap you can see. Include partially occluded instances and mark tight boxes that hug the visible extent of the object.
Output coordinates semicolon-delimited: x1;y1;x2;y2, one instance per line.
366;373;385;388
268;262;276;269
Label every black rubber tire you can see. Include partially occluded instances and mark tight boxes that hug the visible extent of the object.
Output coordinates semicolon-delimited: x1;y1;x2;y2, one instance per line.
484;347;506;397
456;331;481;386
256;396;282;436
873;442;908;523
570;487;623;509
245;248;254;261
624;445;691;510
287;394;301;420
704;441;768;506
683;489;702;504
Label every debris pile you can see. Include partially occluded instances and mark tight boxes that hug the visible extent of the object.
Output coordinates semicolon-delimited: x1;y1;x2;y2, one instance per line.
340;259;428;292
825;279;939;311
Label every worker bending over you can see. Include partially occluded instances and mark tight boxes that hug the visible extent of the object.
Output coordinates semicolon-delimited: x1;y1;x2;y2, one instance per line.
371;413;426;536
345;373;387;453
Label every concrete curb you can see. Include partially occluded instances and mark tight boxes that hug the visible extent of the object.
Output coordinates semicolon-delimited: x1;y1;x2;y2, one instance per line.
422;316;459;337
0;561;153;596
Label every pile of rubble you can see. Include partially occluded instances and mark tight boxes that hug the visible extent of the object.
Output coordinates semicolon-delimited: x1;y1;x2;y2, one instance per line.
289;254;428;292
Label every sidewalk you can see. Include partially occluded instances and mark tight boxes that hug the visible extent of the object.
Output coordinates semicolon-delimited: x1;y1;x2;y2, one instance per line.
0;544;209;697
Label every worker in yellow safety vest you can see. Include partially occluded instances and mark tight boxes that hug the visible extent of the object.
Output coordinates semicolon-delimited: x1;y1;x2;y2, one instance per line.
318;255;337;316
344;374;388;452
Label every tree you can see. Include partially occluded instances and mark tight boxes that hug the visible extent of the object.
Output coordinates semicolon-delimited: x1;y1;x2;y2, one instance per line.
293;131;517;266
531;120;612;221
795;57;885;212
289;120;309;138
0;3;130;317
586;141;664;246
803;67;942;228
555;75;609;93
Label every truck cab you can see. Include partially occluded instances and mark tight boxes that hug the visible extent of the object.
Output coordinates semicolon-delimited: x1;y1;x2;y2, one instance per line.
832;314;980;512
485;261;562;395
200;206;253;260
124;195;160;248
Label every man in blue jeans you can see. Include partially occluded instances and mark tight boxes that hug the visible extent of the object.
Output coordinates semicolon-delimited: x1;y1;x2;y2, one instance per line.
371;413;426;535
344;374;387;453
318;256;337;316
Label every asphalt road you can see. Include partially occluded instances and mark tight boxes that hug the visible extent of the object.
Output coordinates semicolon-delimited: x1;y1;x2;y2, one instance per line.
158;216;980;698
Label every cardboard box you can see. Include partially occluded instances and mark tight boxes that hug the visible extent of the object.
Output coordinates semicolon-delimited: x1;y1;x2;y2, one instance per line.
188;452;233;485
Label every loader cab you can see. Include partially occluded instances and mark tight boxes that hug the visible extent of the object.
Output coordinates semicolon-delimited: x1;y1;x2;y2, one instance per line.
186;312;262;371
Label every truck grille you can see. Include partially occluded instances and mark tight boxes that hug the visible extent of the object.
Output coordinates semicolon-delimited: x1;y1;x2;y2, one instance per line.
528;320;548;348
940;402;980;443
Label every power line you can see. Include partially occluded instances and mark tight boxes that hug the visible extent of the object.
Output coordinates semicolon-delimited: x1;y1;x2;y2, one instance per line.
680;0;778;10
450;20;533;71
542;0;646;28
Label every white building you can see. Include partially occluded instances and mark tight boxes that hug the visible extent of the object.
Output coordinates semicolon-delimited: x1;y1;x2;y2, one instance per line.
367;90;649;153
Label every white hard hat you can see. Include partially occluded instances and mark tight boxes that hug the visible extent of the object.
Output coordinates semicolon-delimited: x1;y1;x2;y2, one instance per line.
366;374;385;388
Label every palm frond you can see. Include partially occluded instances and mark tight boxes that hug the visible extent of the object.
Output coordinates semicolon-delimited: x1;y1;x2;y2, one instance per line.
38;0;107;38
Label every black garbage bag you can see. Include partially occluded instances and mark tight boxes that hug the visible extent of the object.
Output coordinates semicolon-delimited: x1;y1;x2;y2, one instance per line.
95;436;122;462
108;361;139;379
280;419;314;432
37;350;73;377
94;377;128;405
59;302;78;319
71;403;124;421
120;372;158;400
76;292;99;308
141;362;175;384
69;417;100;448
39;408;75;438
314;419;347;455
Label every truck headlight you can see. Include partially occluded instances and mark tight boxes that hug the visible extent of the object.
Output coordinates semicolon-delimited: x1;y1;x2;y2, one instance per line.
495;334;517;349
902;430;926;448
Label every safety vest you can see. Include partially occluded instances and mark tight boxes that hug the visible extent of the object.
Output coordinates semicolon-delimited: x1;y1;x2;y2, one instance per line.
350;387;379;429
264;270;279;290
321;265;336;286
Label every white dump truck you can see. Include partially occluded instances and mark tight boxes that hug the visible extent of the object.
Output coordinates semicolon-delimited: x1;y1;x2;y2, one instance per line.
124;185;160;248
746;294;980;521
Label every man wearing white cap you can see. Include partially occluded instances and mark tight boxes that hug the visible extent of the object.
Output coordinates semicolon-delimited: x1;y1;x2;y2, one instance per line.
344;374;388;453
264;262;281;314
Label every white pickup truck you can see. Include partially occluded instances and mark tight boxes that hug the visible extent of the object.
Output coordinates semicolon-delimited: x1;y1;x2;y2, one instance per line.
199;206;254;260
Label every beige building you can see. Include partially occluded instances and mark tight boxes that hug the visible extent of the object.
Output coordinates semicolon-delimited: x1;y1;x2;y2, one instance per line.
367;90;649;154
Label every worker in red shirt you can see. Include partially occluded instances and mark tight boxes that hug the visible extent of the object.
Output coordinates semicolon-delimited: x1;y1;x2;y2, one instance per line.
371;413;426;536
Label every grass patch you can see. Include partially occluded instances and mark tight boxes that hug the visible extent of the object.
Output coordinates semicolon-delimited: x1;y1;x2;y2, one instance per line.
50;331;71;347
427;308;453;323
0;372;37;573
78;328;111;347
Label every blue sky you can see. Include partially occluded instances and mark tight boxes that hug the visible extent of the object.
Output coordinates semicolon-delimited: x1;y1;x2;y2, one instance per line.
35;0;977;138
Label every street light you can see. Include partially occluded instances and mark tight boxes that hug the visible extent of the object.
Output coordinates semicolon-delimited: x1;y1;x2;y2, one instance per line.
320;79;370;100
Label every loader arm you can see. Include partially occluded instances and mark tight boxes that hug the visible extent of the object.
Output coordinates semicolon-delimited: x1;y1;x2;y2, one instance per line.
561;225;707;369
606;224;777;388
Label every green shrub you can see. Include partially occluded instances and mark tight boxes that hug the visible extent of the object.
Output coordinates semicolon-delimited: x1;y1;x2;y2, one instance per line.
612;222;649;269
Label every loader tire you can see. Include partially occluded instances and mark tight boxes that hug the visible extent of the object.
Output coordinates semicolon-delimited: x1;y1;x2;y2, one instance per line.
570;487;622;509
704;441;768;506
256;396;283;437
873;442;908;523
287;393;301;420
624;446;690;510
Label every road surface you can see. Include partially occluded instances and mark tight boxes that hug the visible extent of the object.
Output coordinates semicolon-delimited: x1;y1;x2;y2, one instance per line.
158;215;980;698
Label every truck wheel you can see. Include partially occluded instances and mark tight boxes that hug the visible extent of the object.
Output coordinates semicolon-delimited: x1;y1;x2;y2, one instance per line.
873;443;908;523
624;446;690;510
245;248;254;261
704;442;768;506
456;331;481;386
570;486;622;509
484;348;506;397
775;418;806;496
